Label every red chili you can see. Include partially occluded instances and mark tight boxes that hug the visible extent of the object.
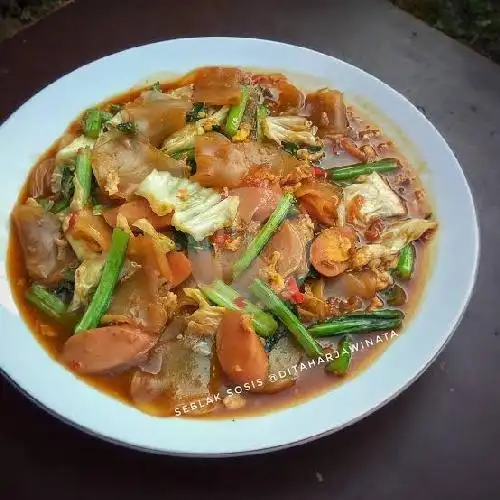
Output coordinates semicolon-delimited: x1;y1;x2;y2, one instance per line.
312;166;327;178
290;291;305;304
233;297;246;308
285;276;305;304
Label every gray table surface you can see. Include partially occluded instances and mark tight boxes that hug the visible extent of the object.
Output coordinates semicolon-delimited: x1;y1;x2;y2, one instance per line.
1;0;499;498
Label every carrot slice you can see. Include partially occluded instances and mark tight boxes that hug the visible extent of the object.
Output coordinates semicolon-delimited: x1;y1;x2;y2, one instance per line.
166;251;192;288
310;227;358;277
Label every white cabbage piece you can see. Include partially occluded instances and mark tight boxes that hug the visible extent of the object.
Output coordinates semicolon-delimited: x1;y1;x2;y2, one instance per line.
68;257;141;312
343;172;406;225
262;116;321;147
183;288;225;337
180;196;239;242
65;234;100;261
56;135;96;163
136;169;219;216
68;257;105;311
136;170;239;241
352;218;437;268
162;106;229;155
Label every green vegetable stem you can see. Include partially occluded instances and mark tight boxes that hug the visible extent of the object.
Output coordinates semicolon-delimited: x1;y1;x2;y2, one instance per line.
328;158;398;181
26;284;67;322
74;228;130;333
83;109;103;140
396;244;415;280
325;335;353;375
224;86;250;136
232;193;295;279
250;279;323;358
201;280;278;337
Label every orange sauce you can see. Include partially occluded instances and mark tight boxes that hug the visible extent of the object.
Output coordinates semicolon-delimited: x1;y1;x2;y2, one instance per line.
7;71;434;419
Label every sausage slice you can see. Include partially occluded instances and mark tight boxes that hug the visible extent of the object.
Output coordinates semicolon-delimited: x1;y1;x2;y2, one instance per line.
61;325;157;375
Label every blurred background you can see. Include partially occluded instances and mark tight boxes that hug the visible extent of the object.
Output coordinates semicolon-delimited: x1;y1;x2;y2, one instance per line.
1;0;499;62
0;0;72;40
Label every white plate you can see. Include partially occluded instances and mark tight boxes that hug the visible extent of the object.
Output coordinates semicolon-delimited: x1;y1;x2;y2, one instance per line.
0;37;479;456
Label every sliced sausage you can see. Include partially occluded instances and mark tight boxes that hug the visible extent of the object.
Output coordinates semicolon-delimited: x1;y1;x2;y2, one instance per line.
216;310;268;385
61;325;157;375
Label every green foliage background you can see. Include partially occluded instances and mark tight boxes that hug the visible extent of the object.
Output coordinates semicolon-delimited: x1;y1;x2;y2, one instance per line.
392;0;500;62
0;0;72;40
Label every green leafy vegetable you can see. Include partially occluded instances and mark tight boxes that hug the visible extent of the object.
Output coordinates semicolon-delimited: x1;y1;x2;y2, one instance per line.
347;308;404;319
38;198;53;211
186;103;207;122
117;121;137;135
50;199;70;213
325;335;353;375
282;141;324;158
60;163;76;200
186;234;212;251
169;229;188;250
50;163;75;213
151;81;162;92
